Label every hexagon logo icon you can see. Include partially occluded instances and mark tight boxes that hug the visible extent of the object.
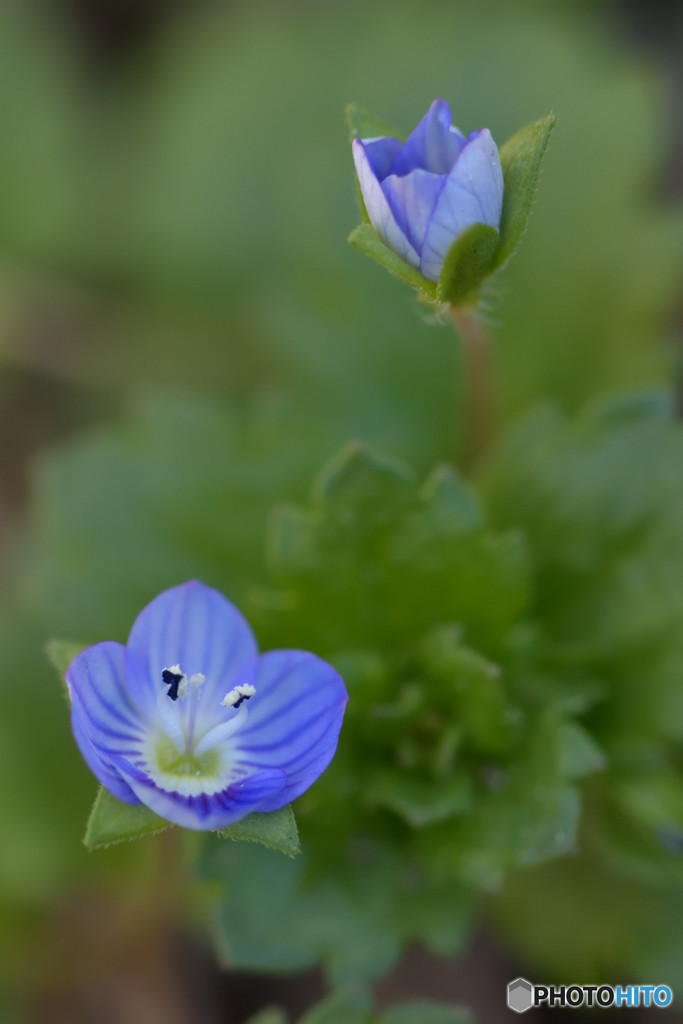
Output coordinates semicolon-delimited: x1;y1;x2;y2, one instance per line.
508;977;534;1013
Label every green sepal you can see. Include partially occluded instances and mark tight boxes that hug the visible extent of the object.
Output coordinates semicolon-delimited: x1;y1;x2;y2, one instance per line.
492;113;556;270
348;224;436;299
216;804;300;858
84;786;171;850
346;104;402;144
436;222;500;308
346;104;403;224
46;637;85;696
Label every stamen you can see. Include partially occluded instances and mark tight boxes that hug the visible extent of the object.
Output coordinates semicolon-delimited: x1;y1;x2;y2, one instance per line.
221;683;256;709
162;665;186;702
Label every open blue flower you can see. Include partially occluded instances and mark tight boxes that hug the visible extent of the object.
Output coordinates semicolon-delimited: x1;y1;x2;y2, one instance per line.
66;581;348;831
352;99;503;281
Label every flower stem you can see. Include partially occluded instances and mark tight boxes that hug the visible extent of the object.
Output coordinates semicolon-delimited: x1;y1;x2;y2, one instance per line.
449;307;496;468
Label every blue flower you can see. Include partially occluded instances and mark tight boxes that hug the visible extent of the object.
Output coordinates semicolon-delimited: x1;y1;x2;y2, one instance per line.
352;99;504;282
66;581;348;831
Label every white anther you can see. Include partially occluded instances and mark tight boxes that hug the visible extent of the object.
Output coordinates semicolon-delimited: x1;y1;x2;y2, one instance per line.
221;683;256;708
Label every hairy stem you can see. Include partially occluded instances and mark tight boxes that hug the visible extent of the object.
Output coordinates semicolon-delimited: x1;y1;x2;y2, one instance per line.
450;307;496;468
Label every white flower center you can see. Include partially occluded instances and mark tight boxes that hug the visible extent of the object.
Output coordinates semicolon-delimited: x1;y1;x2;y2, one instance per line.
141;664;255;796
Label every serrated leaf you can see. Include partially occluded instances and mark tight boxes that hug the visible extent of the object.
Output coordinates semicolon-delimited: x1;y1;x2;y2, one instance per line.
436;223;500;307
299;987;373;1024
217;804;300;857
46;638;84;681
419;466;482;535
313;441;414;512
84;786;171;850
348;224;437;299
381;1005;470;1024
492;113;556;270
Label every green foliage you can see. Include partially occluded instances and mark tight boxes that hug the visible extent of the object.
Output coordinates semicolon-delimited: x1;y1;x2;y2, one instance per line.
202;441;604;976
299;987;373;1024
436;224;500;308
1;0;683;1001
204;842;417;982
480;391;683;978
492;114;556;270
248;989;471;1024
84;787;171;850
299;989;470;1024
217;804;300;857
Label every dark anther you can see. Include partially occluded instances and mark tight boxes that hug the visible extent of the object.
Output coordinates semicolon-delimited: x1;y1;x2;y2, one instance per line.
162;668;184;701
232;694;250;709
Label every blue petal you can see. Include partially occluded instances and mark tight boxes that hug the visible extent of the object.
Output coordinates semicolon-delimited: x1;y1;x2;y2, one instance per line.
389;99;466;177
381;169;445;256
360;136;403;181
352;139;420;269
420;128;503;281
233;650;348;812
67;641;144;804
112;758;287;830
125;581;258;716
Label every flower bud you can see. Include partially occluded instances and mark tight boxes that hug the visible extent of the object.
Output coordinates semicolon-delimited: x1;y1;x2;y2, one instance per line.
352;99;503;283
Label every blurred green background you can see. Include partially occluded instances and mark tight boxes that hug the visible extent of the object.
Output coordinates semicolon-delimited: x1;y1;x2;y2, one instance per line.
0;0;682;1021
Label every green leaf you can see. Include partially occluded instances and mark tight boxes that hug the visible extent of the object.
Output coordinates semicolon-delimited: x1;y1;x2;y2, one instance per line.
556;723;605;779
204;842;406;983
436;223;500;308
299;987;373;1024
368;774;472;827
492;113;556;270
381;1005;471;1024
419;466;482;535
84;786;171;850
45;638;84;686
217;804;300;857
419;627;513;754
313;441;415;514
267;506;317;574
348;224;437;299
